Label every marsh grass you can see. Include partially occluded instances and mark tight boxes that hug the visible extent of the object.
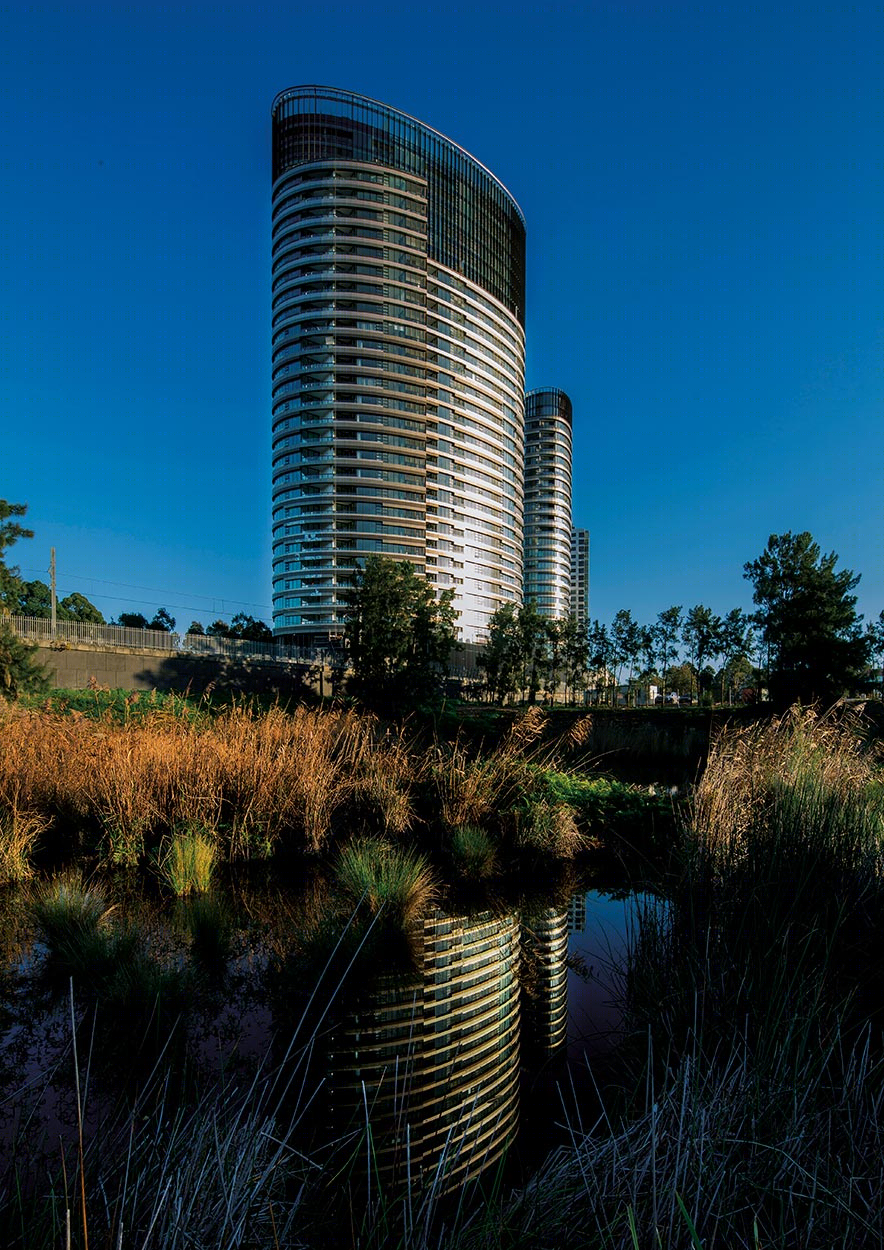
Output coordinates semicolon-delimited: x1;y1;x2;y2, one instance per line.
28;873;191;1069
449;825;497;879
158;827;217;896
475;1025;884;1250
0;1034;321;1250
335;839;439;927
0;700;652;874
535;704;884;1248
0;800;46;883
30;873;117;982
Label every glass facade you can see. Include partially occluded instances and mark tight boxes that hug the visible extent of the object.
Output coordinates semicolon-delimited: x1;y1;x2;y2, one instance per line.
271;87;526;642
570;526;590;629
523;389;573;619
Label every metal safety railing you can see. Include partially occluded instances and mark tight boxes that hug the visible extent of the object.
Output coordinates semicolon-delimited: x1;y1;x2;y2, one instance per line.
6;615;326;665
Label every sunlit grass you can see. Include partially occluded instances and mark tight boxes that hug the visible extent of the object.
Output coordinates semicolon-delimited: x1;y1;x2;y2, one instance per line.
335;838;438;926
158;827;217;896
0;801;46;883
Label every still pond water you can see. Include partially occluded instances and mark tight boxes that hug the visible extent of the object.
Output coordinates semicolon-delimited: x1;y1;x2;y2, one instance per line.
0;874;646;1194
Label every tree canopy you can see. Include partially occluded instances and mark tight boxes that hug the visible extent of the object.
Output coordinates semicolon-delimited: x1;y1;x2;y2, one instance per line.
0;499;34;611
744;531;868;707
343;556;459;709
204;613;273;642
0;620;49;700
1;499;104;622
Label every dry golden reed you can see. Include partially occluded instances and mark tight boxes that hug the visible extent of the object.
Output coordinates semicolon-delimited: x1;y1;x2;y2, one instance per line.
0;796;48;883
0;702;414;862
0;700;592;866
694;703;884;863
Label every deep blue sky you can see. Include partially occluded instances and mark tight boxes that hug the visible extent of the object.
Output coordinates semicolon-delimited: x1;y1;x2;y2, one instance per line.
2;1;881;631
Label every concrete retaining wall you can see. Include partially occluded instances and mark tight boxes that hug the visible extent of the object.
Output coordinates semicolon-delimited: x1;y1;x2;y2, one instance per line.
35;642;326;698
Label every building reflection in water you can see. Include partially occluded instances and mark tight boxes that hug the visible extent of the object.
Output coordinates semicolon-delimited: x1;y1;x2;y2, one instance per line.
326;909;521;1193
520;904;569;1060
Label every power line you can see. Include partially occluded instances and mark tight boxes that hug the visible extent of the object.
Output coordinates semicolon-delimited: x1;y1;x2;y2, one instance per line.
17;566;273;614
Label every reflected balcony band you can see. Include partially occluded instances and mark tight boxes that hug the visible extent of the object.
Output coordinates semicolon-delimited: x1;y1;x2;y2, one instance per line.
325;909;521;1191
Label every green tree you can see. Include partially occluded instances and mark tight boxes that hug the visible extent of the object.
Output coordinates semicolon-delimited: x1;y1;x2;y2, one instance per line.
13;579;53;617
477;602;520;703
653;606;683;700
744;532;869;707
0;499;33;610
717;652;756;703
116;612;150;629
59;592;104;623
543;616;566;702
206;619;231;636
681;605;722;703
344;556;459;709
866;610;884;697
587;620;614;705
148;608;176;633
515;600;547;704
665;661;696;701
228;613;273;642
0;620;49;699
186;621;205;636
611;609;642;703
639;626;657;705
560;614;589;703
718;607;754;704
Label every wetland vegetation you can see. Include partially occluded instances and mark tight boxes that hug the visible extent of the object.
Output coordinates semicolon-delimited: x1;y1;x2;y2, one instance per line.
0;692;882;1247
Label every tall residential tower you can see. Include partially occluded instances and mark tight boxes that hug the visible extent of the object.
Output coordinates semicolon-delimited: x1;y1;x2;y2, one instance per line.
271;87;527;643
523;388;573;619
570;526;590;629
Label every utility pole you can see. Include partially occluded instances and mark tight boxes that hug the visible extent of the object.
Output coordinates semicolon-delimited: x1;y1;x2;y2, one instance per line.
50;547;57;637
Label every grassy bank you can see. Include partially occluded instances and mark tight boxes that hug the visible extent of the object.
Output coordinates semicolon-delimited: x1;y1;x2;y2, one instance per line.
476;705;884;1248
0;696;673;881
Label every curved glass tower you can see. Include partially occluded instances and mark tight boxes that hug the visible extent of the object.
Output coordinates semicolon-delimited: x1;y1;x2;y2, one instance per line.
271;86;527;643
523;388;573;619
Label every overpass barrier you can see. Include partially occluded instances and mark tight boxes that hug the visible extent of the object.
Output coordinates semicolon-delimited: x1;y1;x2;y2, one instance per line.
5;615;326;664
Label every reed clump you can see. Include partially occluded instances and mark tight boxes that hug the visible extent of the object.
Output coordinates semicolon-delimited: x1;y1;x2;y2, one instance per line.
511;796;583;859
158;826;217;896
0;799;47;883
29;873;191;1066
335;838;439;927
430;711;546;836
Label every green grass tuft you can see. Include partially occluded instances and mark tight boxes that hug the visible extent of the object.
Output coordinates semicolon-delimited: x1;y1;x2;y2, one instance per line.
335;838;438;926
158;827;217;896
449;825;497;878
